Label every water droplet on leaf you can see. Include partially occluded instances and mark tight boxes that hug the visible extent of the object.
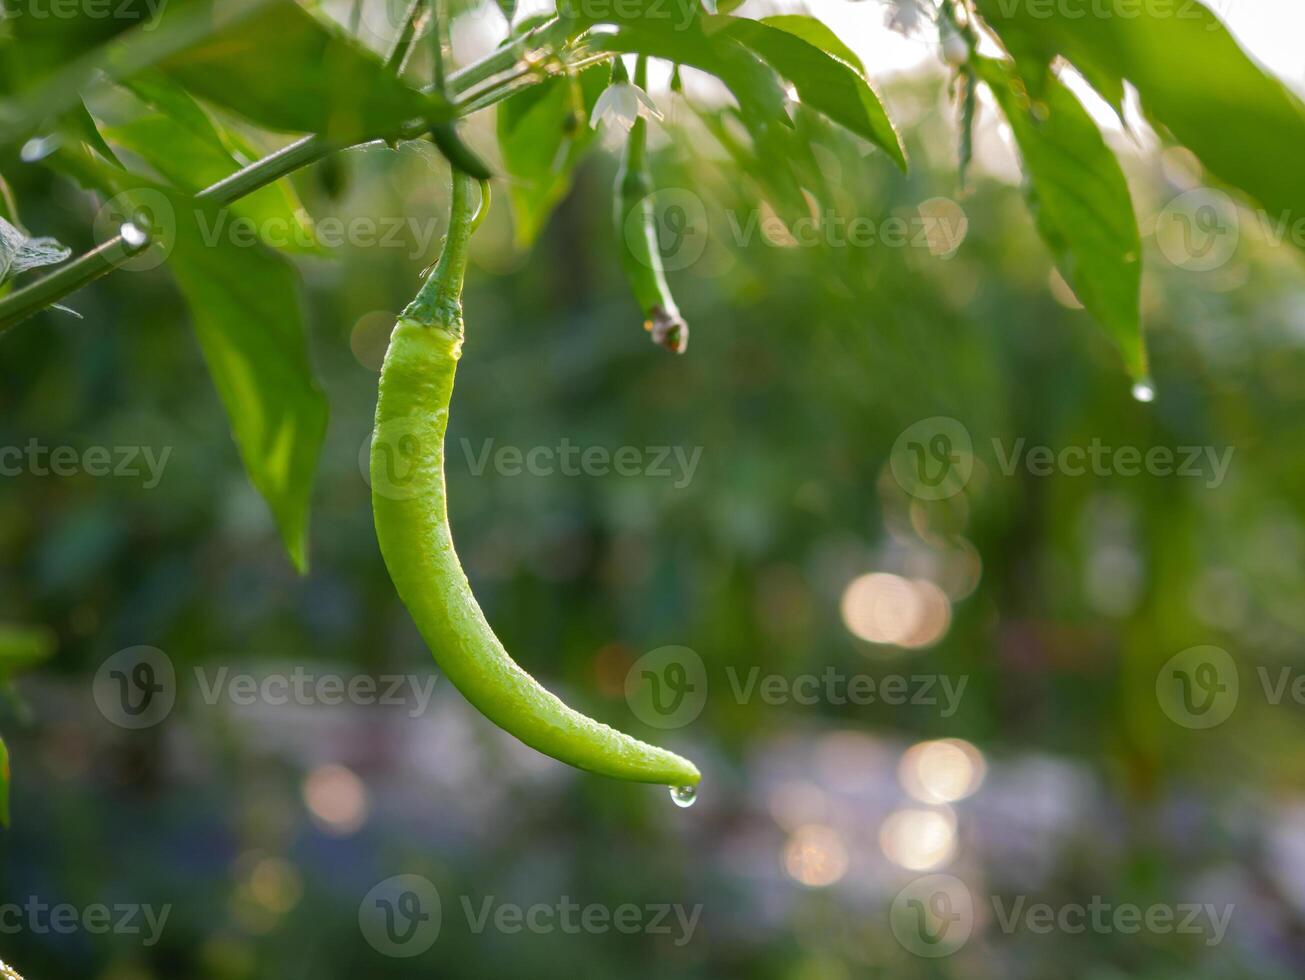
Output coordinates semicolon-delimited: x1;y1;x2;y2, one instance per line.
670;785;697;808
1131;380;1155;403
120;222;150;250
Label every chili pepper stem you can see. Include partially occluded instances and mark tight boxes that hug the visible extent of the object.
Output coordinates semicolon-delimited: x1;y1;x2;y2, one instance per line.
400;171;490;332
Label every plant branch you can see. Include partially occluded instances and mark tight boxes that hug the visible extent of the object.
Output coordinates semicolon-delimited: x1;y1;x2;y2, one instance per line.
429;0;447;94
384;0;427;73
0;18;588;335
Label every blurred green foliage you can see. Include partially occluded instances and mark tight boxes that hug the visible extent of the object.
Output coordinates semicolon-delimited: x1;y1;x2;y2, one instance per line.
1;36;1305;980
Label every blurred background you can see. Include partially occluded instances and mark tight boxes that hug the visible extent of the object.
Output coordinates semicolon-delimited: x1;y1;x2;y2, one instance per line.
3;0;1305;976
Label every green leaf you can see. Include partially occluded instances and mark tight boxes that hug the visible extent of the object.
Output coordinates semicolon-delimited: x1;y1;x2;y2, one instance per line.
0;0;281;148
497;67;606;247
43;156;328;571
104;77;322;255
974;0;1305;226
0;217;71;284
0;0;161;79
757;14;865;73
723;15;905;170
67;100;125;167
164;192;329;571
587;20;790;132
157;0;450;141
975;57;1145;380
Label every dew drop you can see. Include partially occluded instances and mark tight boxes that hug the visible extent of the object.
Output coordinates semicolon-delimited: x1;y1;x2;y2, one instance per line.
120;222;150;250
670;785;697;808
1131;379;1155;403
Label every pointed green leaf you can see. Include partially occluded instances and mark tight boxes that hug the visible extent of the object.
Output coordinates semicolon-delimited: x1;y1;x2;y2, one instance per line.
68;100;124;167
104;78;322;255
587;21;790;132
0;0;281;147
976;57;1145;379
164;193;329;571
35;146;328;567
758;14;864;73
157;0;450;141
733;14;906;169
974;0;1305;226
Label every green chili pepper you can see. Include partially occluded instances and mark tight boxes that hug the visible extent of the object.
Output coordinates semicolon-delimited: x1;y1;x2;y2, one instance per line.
372;171;701;791
613;59;688;354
